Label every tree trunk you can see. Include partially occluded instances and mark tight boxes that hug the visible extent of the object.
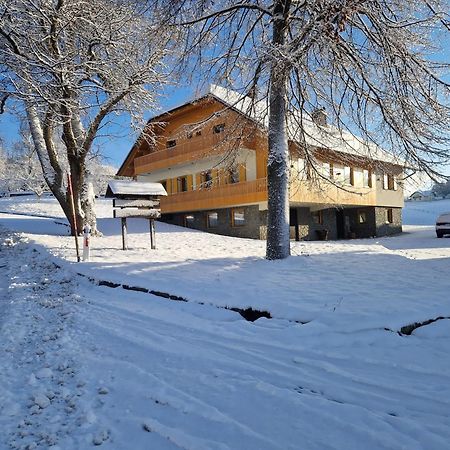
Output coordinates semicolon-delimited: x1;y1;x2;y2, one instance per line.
26;104;76;234
65;154;83;236
266;0;291;260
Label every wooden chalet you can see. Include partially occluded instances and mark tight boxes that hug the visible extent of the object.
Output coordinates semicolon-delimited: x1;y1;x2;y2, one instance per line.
117;85;404;240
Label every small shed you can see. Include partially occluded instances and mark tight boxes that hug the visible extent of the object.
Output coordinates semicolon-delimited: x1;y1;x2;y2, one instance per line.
106;180;167;250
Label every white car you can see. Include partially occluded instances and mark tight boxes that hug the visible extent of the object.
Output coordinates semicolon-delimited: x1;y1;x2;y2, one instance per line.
436;212;450;238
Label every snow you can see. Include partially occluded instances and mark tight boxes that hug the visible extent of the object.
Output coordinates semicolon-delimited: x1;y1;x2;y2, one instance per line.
209;84;402;165
402;199;450;225
1;197;450;449
106;180;167;197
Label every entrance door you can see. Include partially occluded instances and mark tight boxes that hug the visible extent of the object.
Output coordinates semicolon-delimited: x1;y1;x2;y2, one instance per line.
289;208;300;241
336;209;345;239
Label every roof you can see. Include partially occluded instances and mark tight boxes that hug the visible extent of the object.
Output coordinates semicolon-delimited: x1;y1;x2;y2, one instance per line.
105;180;167;198
409;190;435;198
208;85;403;166
118;84;404;176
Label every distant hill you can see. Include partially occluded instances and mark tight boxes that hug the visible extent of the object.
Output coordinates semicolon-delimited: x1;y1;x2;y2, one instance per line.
403;199;450;225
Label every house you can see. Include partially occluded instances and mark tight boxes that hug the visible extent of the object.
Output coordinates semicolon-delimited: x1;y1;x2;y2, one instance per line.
118;86;404;240
408;190;436;201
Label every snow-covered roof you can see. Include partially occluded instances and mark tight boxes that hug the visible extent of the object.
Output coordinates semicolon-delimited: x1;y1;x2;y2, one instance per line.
106;180;167;198
410;190;435;198
208;84;403;166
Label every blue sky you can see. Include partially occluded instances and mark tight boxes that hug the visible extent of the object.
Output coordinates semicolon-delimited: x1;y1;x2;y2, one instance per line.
0;84;195;168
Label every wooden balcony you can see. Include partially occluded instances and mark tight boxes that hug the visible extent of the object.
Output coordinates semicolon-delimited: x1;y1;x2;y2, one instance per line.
289;179;378;207
161;178;268;213
134;134;243;175
161;178;399;215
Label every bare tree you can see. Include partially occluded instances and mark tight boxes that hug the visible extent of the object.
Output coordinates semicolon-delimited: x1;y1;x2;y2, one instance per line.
166;0;450;259
0;0;169;235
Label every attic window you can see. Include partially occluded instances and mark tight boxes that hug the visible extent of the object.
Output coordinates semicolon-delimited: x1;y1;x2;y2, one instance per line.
166;139;176;148
213;123;225;134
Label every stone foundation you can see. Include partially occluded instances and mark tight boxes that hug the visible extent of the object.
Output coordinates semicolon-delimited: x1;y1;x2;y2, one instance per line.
161;205;402;240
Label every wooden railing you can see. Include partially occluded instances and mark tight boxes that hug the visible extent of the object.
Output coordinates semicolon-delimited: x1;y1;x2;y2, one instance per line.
289;179;379;207
134;134;242;174
161;178;268;213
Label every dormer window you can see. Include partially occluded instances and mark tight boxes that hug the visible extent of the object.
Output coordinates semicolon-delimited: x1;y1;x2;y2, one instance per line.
213;123;225;134
166;139;176;148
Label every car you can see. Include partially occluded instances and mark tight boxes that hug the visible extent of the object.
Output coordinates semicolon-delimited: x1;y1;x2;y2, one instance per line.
436;212;450;238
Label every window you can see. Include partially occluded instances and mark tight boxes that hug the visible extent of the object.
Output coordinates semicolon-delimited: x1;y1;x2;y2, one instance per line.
177;176;188;192
388;175;395;190
229;166;240;184
201;170;213;188
231;208;245;227
187;129;202;139
387;208;393;223
363;169;372;188
383;174;395;190
343;166;353;185
329;162;334;178
184;214;195;228
312;210;323;225
207;212;218;228
333;164;345;182
213;123;225;134
166;139;176;148
358;211;367;224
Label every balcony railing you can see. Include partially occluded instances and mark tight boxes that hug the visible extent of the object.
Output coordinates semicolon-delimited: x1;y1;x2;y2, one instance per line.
161;178;268;213
134;134;243;174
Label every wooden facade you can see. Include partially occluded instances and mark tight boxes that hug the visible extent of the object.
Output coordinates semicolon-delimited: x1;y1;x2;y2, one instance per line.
118;92;404;239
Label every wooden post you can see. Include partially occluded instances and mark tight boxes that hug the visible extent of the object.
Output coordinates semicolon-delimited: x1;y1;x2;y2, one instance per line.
149;219;156;249
121;217;128;250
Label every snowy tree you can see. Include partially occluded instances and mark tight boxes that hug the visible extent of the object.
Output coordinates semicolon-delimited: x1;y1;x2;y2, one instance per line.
433;179;450;197
0;139;7;195
169;0;450;259
86;156;117;197
0;0;169;235
9;132;48;198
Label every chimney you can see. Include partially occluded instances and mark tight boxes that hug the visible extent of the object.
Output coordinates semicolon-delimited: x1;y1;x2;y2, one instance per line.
311;108;327;127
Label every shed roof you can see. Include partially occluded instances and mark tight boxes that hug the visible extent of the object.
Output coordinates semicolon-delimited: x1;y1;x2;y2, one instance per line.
106;180;167;198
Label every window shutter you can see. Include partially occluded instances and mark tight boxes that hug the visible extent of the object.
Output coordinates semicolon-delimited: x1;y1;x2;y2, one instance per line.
239;164;247;182
195;173;201;190
187;174;193;191
211;169;219;186
171;178;178;194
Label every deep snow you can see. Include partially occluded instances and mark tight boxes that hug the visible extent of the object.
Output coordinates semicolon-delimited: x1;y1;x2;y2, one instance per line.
1;198;450;449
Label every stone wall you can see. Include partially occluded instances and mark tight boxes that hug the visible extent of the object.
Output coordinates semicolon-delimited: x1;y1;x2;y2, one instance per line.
162;205;402;240
161;205;266;239
375;207;402;236
290;207;338;241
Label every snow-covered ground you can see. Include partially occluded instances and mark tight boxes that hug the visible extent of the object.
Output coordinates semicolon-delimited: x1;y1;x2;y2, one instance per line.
1;198;450;449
